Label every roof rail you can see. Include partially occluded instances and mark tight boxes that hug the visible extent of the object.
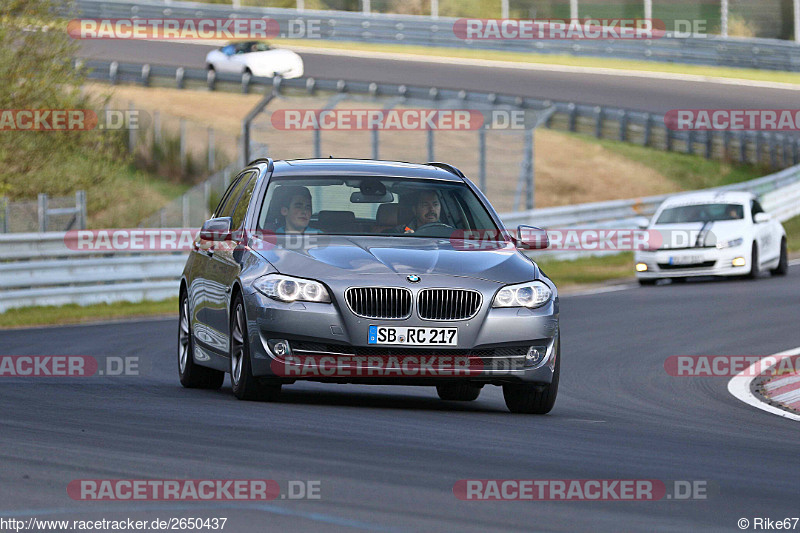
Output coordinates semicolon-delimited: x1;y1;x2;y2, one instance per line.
248;158;275;172
426;162;465;179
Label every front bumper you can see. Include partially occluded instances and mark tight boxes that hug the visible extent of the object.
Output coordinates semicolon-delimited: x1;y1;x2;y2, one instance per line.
244;291;559;385
634;246;750;279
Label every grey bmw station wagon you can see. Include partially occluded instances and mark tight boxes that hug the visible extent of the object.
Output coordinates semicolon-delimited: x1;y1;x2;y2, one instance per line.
178;158;560;414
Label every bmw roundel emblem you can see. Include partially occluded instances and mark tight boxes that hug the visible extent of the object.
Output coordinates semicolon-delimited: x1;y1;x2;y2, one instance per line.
407;274;420;283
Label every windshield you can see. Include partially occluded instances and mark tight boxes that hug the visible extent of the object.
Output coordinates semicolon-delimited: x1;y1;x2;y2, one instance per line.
257;176;500;238
655;203;744;224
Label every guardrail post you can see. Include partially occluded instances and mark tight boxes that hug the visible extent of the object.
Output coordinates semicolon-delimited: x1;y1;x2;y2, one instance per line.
128;101;136;152
154;111;161;144
769;133;778;168
38;193;48;233
141;64;150;87
0;197;8;233
618;109;627;142
594;107;603;138
176;67;185;89
182;195;190;228
794;138;800;165
208;127;215;172
431;0;438;18
314;128;322;158
705;132;713;159
180;119;187;174
109;61;118;85
371;127;379;159
738;131;746;163
203;181;211;220
687;130;695;155
756;132;764;166
242;72;251;94
723;130;731;158
363;0;370;15
523;128;534;210
478;127;487;192
427;129;435;161
568;103;577;132
76;190;87;230
643;113;651;146
665;125;673;152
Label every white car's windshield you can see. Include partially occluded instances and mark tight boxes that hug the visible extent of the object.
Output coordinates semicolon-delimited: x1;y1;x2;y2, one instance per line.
656;203;744;224
258;176;500;238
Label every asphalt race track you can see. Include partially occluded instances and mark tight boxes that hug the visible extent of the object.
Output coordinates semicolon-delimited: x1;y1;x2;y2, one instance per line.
77;40;800;113
2;267;798;531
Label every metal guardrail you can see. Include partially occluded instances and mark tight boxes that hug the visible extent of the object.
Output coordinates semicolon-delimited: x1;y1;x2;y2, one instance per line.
73;0;800;72
1;162;798;312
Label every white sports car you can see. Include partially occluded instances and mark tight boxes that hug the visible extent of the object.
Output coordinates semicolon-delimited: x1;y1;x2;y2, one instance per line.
634;191;788;284
205;41;304;79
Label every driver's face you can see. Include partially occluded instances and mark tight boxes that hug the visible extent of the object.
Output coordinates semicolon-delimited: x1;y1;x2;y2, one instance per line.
414;192;441;227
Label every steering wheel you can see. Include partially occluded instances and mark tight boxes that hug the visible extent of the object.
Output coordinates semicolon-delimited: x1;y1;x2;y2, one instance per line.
413;222;454;236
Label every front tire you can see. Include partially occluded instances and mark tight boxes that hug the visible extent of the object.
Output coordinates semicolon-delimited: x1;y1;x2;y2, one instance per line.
770;238;788;276
230;294;281;401
178;292;224;389
436;383;482;401
502;338;560;414
747;244;760;279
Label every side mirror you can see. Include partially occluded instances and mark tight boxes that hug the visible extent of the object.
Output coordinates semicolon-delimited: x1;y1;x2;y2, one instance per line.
635;216;650;229
200;217;232;241
754;212;771;224
516;225;549;250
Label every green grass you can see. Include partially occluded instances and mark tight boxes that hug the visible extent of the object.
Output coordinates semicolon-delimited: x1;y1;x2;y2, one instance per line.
273;39;800;86
572;133;769;190
0;298;178;329
535;252;635;286
784;214;800;252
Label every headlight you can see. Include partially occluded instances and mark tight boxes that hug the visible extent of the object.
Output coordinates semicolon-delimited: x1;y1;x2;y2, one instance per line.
492;281;552;309
254;274;331;303
716;237;744;249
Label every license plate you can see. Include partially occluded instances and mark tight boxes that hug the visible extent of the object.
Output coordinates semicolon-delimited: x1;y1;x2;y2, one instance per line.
669;255;703;265
368;326;458;346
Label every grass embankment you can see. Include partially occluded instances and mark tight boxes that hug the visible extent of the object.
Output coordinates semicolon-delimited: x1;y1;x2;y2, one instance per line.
0;298;178;329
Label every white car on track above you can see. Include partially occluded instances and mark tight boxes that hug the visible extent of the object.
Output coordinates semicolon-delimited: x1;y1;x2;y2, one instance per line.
634;191;788;284
205;41;304;79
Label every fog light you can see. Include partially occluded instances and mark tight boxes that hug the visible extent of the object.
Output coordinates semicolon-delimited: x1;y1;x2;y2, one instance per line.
268;339;291;357
732;257;746;267
635;263;648;272
525;346;545;366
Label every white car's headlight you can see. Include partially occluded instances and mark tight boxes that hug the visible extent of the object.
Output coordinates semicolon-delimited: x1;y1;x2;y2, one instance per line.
716;237;744;249
254;274;331;303
493;281;552;309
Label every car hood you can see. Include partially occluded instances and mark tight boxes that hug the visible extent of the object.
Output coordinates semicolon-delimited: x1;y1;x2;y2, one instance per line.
650;220;748;249
250;235;537;284
246;49;301;65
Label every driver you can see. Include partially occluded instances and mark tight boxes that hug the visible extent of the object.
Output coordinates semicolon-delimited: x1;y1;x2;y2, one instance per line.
394;190;442;234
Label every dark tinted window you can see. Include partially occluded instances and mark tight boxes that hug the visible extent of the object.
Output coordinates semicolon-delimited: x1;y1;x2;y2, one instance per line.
656;203;744;224
230;173;258;229
215;173;251;218
751;200;765;221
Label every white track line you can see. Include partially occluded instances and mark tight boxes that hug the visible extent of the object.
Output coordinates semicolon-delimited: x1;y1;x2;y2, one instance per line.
727;346;800;422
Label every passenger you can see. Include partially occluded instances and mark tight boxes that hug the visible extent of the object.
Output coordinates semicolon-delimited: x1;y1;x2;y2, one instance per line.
275;186;322;234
